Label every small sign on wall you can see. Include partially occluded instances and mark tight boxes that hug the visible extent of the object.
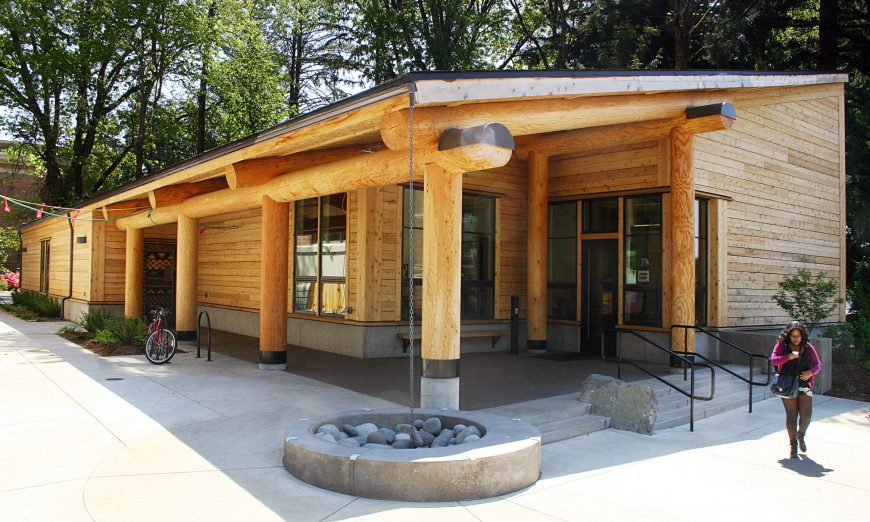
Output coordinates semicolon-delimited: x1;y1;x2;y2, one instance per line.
637;270;650;283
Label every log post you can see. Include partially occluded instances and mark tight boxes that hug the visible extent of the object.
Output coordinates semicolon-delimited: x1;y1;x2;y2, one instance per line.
259;196;290;369
124;227;144;318
175;215;199;341
526;151;548;352
670;127;695;352
421;162;462;409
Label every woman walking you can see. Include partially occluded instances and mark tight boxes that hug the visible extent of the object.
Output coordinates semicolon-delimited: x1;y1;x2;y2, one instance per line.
771;321;822;458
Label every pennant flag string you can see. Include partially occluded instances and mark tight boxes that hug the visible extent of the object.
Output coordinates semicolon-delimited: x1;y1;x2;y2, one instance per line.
0;193;150;222
0;193;148;212
3;196;9;212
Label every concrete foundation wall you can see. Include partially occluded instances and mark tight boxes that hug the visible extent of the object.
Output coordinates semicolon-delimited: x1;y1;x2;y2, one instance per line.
61;300;124;322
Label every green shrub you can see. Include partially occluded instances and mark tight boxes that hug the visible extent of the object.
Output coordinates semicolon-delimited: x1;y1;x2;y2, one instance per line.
103;315;147;346
773;269;843;333
0;278;8;291
92;329;120;347
11;290;61;318
80;308;113;332
1;303;38;320
59;324;88;341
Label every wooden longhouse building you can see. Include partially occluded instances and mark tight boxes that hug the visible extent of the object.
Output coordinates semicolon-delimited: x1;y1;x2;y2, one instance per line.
18;71;848;408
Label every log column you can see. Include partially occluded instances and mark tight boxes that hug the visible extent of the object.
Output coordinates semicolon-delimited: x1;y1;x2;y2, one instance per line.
670;127;696;352
421;163;462;409
124;227;144;318
259;196;290;369
526;151;548;352
175;215;199;341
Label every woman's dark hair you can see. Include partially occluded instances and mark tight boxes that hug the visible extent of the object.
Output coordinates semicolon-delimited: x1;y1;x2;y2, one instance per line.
779;320;809;351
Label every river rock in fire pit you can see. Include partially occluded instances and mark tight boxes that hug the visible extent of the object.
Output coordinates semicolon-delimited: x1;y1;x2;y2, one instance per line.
355;423;379;438
366;431;388;445
392;437;412;449
423;417;442;435
430;430;453;447
339;438;360;448
395;423;415;436
418;429;435;447
317;424;341;438
413;419;425;429
378;428;396;444
410;428;425;448
342;424;358;437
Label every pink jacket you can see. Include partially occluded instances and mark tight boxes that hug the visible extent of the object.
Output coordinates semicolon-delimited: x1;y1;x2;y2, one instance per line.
771;341;822;388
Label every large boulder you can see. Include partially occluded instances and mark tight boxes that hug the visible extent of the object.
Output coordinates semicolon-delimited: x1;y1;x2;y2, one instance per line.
579;374;657;435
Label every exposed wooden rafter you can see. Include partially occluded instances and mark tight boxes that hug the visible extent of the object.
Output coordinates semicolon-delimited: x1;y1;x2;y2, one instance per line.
515;102;736;159
224;144;385;190
148;178;230;208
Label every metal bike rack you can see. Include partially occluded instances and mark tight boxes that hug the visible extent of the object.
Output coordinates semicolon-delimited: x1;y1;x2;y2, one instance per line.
196;310;212;361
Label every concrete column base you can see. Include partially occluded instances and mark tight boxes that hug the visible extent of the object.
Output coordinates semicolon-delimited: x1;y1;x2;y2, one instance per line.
259;363;287;371
420;377;459;410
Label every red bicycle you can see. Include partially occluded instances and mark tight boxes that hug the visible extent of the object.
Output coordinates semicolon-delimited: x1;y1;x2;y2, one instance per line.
144;307;177;364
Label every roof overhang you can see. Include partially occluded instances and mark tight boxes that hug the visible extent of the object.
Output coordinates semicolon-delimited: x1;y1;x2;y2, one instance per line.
23;70;847;230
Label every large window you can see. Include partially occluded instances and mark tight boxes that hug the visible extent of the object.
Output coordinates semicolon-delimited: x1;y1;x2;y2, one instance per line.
293;194;347;316
39;239;50;294
548;202;577;319
623;196;662;326
583;198;618;234
695;199;708;325
401;187;496;320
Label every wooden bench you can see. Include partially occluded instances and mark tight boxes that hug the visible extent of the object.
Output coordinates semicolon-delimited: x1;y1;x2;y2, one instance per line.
397;329;510;352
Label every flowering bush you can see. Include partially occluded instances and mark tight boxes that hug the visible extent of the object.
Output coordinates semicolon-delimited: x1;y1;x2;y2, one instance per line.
0;272;20;289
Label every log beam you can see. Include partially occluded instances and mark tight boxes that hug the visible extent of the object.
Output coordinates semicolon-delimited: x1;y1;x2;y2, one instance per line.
116;142;513;231
224;144;384;190
526;151;548;352
175;215;199;341
380;92;740;151
148;178;229;209
421;162;462;409
515;102;735;159
123;227;144;318
259;196;290;369
670;127;696;352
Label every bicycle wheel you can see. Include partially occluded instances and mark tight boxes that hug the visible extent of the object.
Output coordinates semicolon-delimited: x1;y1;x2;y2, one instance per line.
144;328;177;364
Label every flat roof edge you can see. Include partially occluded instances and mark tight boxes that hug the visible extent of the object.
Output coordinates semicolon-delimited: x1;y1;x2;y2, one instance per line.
412;72;849;105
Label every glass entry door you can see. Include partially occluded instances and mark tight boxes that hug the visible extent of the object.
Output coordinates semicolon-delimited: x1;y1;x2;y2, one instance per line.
581;239;618;354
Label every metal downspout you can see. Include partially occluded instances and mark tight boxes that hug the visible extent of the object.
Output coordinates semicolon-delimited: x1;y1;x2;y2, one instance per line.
60;213;74;319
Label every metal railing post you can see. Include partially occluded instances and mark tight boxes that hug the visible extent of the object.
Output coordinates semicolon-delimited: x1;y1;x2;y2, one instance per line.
510;296;519;355
690;365;695;432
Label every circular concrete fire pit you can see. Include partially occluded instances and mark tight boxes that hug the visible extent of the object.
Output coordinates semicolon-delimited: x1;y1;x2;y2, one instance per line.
283;408;541;501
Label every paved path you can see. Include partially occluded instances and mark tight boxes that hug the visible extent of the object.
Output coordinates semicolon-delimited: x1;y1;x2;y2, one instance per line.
1;310;867;521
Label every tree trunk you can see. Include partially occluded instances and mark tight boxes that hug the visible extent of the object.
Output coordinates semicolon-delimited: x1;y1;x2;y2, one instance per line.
818;0;838;70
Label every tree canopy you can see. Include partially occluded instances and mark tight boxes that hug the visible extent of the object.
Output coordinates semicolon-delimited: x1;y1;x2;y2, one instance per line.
1;0;868;277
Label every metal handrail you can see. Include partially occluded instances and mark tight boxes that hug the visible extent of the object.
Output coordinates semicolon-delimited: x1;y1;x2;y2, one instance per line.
196;310;212;361
602;329;715;432
671;324;772;413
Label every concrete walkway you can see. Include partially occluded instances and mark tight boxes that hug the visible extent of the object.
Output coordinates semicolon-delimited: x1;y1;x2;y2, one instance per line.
1;310;868;521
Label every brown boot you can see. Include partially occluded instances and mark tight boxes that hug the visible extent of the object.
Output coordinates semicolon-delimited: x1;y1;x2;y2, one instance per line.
797;431;807;453
790;439;798;458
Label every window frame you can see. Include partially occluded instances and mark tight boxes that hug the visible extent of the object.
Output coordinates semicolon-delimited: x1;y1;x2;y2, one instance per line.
401;187;497;321
293;195;348;317
622;195;663;327
547;201;578;320
39;239;50;294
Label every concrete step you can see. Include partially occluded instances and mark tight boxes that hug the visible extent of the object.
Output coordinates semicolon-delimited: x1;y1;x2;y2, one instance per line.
481;394;591;424
480;393;609;445
537;415;612;445
654;385;776;430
